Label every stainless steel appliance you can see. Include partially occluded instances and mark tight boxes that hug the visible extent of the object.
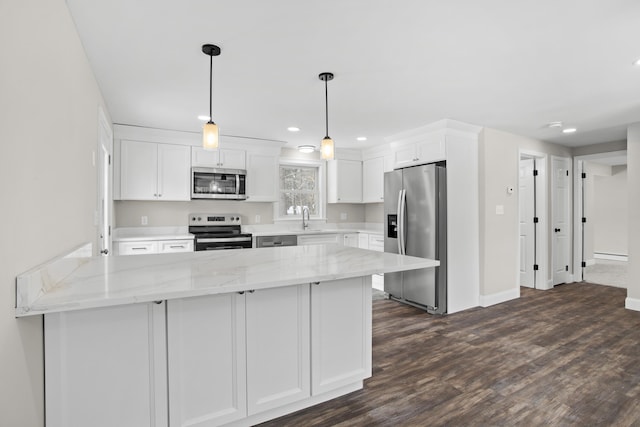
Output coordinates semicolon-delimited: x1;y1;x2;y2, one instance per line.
191;167;247;200
255;235;298;248
384;162;447;314
189;213;252;251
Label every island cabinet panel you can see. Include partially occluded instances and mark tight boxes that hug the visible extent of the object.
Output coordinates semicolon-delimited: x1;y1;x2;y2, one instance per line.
311;277;372;395
44;302;167;427
167;293;247;427
246;285;311;415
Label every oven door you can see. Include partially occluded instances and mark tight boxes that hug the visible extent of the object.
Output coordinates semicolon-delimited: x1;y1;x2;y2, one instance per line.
195;236;252;251
191;167;247;200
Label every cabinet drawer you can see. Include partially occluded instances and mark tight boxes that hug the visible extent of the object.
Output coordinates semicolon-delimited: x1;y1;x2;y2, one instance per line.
297;234;339;246
118;241;158;256
368;235;384;252
158;240;194;253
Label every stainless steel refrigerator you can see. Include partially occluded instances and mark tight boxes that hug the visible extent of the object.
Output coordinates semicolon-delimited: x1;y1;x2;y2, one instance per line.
384;162;447;314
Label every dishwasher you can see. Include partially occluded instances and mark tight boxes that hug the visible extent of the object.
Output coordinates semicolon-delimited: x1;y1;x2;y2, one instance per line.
255;235;297;248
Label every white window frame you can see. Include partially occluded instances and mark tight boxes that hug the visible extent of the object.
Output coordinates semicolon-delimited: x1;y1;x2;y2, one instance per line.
274;158;326;222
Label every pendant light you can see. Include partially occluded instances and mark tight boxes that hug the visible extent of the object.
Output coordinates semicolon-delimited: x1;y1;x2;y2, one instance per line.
202;44;221;150
319;72;335;160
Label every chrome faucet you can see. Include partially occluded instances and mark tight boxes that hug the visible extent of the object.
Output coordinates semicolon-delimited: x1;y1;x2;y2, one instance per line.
302;206;310;230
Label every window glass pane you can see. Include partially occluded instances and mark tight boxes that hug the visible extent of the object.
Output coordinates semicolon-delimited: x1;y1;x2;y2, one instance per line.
279;164;319;217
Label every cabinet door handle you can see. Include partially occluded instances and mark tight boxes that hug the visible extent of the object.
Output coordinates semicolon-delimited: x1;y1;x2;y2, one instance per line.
169;245;185;249
132;247;148;250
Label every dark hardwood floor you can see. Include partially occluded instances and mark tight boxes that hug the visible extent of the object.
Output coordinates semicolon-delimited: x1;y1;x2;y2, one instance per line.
259;283;640;426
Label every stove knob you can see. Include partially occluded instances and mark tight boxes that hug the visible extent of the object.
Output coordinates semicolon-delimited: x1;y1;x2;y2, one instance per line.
197;217;202;221
235;217;240;221
191;217;196;221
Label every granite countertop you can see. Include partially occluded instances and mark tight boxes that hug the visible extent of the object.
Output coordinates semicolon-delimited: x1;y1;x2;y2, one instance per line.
16;244;438;317
112;226;194;242
248;227;384;238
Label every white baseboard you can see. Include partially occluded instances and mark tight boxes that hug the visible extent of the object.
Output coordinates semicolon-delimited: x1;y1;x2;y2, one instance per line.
480;287;520;308
585;258;596;267
625;297;640;312
594;253;628;262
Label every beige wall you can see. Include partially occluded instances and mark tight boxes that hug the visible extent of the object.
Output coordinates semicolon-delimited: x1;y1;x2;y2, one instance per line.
479;128;572;296
593;165;627;256
0;0;109;425
627;125;640;302
365;203;384;223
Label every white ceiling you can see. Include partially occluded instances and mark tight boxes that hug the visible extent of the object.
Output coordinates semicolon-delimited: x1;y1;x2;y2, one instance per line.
65;0;640;151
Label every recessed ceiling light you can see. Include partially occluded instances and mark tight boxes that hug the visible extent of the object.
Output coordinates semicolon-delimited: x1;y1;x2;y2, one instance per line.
547;121;563;128
562;128;577;134
297;145;315;153
287;127;300;132
356;136;367;141
633;58;640;66
198;115;210;121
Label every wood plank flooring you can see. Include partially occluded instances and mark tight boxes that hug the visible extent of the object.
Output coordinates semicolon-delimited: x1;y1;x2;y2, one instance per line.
259;283;640;426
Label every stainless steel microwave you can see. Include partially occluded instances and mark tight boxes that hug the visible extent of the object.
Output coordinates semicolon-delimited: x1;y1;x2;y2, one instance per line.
191;167;247;200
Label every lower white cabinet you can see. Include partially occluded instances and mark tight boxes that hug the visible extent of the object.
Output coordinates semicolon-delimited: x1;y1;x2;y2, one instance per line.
44;279;370;427
343;233;359;247
297;233;340;246
167;293;247;427
116;239;194;255
45;302;168;427
311;277;372;395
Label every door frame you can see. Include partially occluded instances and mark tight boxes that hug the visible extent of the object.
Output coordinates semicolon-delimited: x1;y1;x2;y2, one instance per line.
572;150;627;280
97;106;113;256
551;156;572;285
517;150;550;290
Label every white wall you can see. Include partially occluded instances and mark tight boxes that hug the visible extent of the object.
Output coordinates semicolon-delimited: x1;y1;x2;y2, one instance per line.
582;161;613;261
593;165;627;256
479;128;572;297
0;0;108;425
626;124;640;309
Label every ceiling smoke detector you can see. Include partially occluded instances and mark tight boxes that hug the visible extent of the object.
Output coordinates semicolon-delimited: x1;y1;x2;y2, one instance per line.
546;121;563;129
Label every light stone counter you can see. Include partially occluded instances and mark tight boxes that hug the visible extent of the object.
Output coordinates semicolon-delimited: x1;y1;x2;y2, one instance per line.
16;244;437;317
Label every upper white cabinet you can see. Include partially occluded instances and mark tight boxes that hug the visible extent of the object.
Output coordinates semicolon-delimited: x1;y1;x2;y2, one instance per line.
192;147;246;169
246;152;279;202
327;159;362;203
362;156;385;203
120;140;190;201
392;133;446;169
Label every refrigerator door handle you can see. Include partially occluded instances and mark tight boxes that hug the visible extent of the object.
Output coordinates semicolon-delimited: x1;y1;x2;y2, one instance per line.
399;189;407;255
396;190;403;254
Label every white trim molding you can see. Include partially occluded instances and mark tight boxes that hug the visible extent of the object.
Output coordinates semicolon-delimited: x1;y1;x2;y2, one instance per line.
594;253;628;262
625;297;640;312
479;287;520;308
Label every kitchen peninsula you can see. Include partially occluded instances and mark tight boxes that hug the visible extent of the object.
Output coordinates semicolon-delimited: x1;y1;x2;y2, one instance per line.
17;244;438;427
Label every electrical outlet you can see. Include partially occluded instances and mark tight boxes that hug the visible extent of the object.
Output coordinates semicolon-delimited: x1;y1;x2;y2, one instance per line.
141;215;148;225
255;214;261;224
340;212;347;220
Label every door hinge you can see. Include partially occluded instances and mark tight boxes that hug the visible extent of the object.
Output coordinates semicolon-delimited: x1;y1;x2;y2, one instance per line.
108;225;111;236
581;172;586;179
533;217;539;223
566;170;569;176
533;264;539;271
108;154;111;165
565;265;569;272
533;169;538;176
582;217;587;223
581;261;586;268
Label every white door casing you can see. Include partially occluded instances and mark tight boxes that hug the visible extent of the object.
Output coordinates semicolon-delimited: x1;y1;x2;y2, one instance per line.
97;107;113;256
552;156;572;285
519;158;535;288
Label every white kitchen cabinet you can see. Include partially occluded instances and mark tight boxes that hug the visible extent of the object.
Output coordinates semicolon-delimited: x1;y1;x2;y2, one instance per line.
392;134;446;169
368;234;384;252
362;156;385;203
167;293;247;427
120;140;190;201
297;234;340;246
45;302;167;427
343;233;359;248
116;238;193;255
358;233;369;249
327;159;362;203
246;285;311;415
192;146;246;169
246;151;279;201
311;277;372;395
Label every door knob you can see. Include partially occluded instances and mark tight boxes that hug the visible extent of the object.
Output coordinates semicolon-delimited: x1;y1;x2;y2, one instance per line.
100;249;109;255
554;228;561;233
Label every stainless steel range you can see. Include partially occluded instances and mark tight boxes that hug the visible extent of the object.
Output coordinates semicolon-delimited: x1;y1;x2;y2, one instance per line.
189;213;252;251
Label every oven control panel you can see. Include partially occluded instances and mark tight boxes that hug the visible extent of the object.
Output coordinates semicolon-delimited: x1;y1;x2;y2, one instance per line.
189;213;242;226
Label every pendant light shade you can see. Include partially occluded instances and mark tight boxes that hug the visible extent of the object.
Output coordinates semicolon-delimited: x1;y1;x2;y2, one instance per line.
202;44;221;150
319;72;335;160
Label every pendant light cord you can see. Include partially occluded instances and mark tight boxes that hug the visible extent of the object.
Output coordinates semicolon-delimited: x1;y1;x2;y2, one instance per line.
209;54;213;122
324;78;329;137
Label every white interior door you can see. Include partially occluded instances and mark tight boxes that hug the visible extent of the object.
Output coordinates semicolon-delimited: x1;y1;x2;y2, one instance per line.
97;108;113;256
552;156;571;285
519;158;535;288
